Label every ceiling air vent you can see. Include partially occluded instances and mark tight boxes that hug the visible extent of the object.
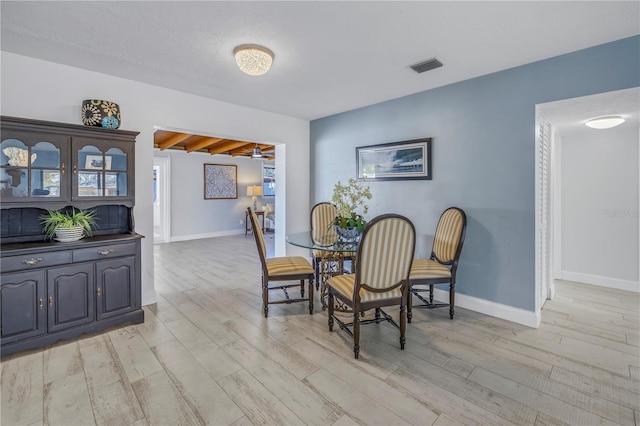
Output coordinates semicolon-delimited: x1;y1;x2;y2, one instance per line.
410;58;443;74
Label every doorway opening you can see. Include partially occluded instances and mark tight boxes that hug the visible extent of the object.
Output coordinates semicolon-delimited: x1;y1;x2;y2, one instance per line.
153;156;170;243
535;88;640;323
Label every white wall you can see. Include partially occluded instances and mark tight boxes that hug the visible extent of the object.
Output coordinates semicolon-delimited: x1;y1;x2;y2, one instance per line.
154;149;266;240
1;51;311;305
560;124;639;290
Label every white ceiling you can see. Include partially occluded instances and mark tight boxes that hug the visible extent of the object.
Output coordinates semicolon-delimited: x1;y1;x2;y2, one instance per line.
1;1;639;121
539;87;640;134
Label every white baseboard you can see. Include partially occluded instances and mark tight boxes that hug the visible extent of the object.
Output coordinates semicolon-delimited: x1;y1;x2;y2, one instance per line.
432;288;540;328
561;271;639;293
170;229;245;242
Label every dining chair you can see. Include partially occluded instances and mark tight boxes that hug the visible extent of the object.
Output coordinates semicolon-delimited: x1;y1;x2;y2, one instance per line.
248;207;314;317
326;214;416;359
310;202;355;288
408;207;467;321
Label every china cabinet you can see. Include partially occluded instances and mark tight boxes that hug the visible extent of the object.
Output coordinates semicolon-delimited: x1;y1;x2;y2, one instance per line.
0;116;143;356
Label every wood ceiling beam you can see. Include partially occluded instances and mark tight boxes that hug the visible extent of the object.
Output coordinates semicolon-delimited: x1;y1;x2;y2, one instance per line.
186;137;225;153
228;143;273;156
207;141;249;155
157;133;191;150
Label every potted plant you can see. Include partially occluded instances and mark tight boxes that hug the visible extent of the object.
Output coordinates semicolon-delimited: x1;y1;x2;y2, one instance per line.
40;208;97;242
331;178;372;240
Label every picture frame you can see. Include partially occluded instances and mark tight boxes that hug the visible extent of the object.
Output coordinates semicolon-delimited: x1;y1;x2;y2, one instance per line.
204;164;237;199
356;137;432;181
85;154;112;170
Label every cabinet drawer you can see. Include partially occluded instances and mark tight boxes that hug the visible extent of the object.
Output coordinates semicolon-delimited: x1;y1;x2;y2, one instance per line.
1;251;71;273
73;242;137;262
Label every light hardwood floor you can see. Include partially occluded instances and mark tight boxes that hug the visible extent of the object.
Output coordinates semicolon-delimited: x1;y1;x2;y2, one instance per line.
2;234;639;425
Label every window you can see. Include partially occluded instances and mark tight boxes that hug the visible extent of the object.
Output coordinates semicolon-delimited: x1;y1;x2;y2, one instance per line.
263;165;275;196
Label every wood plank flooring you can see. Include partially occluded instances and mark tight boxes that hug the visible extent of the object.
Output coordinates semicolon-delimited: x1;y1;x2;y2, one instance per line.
2;234;639;425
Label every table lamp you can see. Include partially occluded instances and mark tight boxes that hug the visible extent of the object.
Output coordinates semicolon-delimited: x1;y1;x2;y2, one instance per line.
246;185;263;211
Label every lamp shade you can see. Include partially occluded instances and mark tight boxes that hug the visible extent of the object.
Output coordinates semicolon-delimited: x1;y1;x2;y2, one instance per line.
246;185;263;197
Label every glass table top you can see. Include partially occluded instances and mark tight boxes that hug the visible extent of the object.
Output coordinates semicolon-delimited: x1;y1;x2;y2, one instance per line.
286;231;358;253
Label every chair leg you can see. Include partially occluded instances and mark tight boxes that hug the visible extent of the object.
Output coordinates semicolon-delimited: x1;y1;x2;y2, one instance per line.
300;279;305;298
429;284;434;304
407;289;413;324
353;311;360;359
328;292;334;331
375;308;380;321
308;278;314;315
313;258;317;285
262;276;269;318
449;282;455;319
314;258;320;290
400;302;407;350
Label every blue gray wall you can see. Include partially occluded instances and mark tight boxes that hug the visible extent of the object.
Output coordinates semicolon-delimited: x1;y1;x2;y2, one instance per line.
310;36;640;311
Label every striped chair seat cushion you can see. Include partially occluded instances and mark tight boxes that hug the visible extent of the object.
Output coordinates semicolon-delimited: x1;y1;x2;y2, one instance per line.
266;257;314;276
409;258;451;280
327;273;403;303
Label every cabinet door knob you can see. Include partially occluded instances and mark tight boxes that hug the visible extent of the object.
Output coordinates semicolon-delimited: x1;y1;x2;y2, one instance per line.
61;162;66;175
21;258;43;266
98;249;114;256
39;297;44;310
73;164;78;174
97;287;101;296
49;296;53;307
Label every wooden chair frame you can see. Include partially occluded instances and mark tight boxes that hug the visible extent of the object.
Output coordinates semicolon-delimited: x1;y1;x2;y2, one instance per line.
408;207;467;321
248;207;314;317
327;214;416;359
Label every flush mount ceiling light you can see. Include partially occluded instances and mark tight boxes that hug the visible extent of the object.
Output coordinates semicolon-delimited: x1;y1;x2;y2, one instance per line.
251;144;263;158
585;115;625;129
233;44;274;76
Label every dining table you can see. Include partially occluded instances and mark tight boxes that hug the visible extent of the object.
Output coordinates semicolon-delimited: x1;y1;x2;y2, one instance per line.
286;230;359;311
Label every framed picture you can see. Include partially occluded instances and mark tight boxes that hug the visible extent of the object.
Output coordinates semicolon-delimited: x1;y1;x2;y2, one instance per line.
356;137;432;181
204;164;237;199
85;154;112;170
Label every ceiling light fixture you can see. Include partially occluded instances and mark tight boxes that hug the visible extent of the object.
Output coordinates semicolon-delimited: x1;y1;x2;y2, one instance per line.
251;144;263;158
585;115;625;129
233;44;274;76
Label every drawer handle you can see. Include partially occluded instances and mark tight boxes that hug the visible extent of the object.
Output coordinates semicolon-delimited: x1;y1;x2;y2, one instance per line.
98;249;114;256
21;257;43;266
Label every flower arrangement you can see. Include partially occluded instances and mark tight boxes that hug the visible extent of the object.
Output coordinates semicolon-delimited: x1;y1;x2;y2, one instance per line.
331;178;372;232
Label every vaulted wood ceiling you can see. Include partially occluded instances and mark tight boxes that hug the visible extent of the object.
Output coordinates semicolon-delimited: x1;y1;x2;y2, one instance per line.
154;130;274;160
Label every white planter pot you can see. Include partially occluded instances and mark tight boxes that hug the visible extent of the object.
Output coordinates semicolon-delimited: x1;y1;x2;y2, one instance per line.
54;226;85;242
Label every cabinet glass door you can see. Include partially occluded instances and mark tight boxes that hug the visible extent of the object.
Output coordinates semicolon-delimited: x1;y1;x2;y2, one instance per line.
31;141;62;198
104;147;127;197
1;135;66;201
75;143;128;198
77;145;104;197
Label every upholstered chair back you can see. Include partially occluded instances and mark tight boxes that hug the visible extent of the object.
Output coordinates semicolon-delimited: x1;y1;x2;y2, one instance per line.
356;215;415;302
250;209;267;260
432;208;465;264
311;202;338;245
